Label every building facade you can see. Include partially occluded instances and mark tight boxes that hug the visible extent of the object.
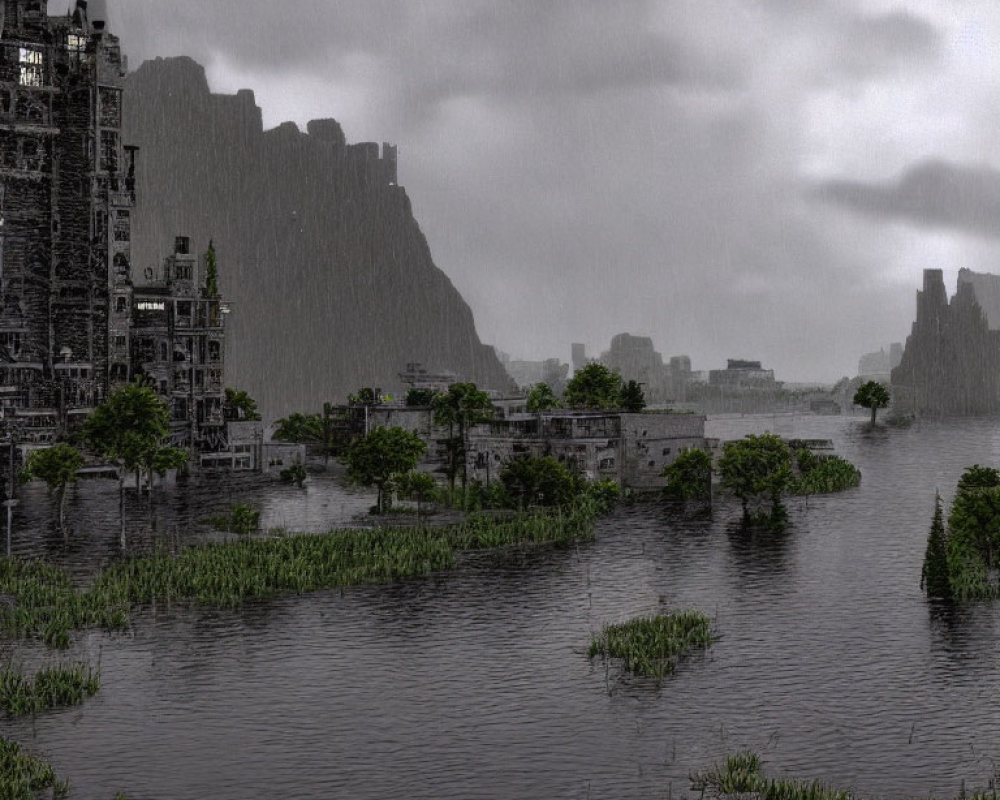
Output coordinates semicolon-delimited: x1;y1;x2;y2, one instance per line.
0;1;132;442
118;236;228;450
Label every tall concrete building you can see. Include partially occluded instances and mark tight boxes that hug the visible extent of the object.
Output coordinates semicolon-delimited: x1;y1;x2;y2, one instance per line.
0;0;133;442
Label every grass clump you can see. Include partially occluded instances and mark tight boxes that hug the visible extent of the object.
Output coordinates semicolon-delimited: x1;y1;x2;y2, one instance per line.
790;450;861;495
0;559;129;648
589;610;714;679
0;735;69;799
0;663;99;717
0;508;598;646
690;750;851;800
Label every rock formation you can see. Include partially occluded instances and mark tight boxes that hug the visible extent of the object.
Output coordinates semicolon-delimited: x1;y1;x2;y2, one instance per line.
122;56;512;418
891;269;1000;415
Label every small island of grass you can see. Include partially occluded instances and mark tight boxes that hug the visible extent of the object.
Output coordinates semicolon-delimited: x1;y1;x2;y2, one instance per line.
588;610;714;679
0;663;100;717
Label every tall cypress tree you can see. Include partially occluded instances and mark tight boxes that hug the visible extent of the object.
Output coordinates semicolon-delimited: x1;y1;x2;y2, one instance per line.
921;493;952;600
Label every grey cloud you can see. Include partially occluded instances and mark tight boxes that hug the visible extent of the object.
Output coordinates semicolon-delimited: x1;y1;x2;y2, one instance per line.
836;10;941;78
813;161;1000;239
99;1;741;107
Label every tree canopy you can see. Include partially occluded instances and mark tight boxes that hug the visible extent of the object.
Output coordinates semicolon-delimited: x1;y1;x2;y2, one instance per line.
432;382;494;500
224;387;261;421
853;380;890;426
500;455;577;510
24;444;83;537
661;447;712;503
564;363;622;410
526;382;560;413
717;433;792;519
84;382;173;544
619;379;646;412
343;426;427;513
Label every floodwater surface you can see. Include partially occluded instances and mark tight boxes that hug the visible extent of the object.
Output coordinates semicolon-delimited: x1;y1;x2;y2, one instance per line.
6;415;1000;799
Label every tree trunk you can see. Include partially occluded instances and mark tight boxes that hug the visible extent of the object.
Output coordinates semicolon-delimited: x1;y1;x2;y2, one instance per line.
870;407;877;427
58;485;67;542
118;470;126;550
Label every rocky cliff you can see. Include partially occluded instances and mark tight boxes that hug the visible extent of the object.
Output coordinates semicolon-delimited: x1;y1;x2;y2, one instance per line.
123;56;512;418
891;268;1000;415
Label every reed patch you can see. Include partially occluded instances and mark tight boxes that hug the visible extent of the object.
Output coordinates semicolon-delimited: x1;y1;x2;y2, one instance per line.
589;610;714;679
0;735;69;798
0;662;100;717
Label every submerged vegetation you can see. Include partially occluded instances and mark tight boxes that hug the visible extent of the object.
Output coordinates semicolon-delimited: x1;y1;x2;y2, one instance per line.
789;450;861;495
691;751;852;800
922;465;1000;601
0;736;69;799
588;610;714;679
0;508;597;647
692;750;1000;800
0;663;99;717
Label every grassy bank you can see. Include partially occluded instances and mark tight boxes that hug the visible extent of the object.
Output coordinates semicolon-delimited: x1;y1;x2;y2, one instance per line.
0;507;597;647
589;610;714;679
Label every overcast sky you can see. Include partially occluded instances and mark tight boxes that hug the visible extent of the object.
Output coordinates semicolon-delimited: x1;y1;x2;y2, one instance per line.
67;1;1000;382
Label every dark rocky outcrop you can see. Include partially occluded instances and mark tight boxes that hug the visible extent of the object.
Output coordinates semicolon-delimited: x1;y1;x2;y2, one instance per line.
123;56;512;418
892;268;1000;415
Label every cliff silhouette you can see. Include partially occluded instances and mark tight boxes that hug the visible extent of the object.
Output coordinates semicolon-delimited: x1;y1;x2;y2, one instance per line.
892;268;1000;415
123;56;512;418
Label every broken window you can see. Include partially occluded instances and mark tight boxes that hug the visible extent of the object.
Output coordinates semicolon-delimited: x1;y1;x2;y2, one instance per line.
99;87;120;127
113;210;129;242
99;130;118;173
18;48;43;87
208;340;220;362
114;296;126;313
67;33;87;68
114;335;125;349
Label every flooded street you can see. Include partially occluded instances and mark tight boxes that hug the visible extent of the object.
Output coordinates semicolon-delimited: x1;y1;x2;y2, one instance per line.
7;414;1000;799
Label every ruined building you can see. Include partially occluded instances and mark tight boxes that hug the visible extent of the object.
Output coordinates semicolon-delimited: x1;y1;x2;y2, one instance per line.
891;269;1000;415
119;236;228;450
0;1;132;442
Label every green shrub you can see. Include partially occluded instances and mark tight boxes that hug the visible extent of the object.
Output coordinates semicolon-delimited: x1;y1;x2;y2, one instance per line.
589;610;714;679
791;454;861;495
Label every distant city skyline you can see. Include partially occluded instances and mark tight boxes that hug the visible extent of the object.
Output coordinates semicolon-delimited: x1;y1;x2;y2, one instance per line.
68;1;1000;382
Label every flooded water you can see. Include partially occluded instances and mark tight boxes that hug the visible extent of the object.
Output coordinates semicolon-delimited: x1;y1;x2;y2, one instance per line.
7;414;1000;799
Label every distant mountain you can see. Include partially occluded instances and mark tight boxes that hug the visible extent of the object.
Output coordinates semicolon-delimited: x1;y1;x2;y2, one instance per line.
123;56;512;418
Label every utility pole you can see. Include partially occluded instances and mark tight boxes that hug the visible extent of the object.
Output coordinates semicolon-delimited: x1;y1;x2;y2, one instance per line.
3;418;18;558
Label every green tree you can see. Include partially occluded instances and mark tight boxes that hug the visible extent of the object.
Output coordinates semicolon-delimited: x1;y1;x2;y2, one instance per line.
343;426;427;513
661;447;712;503
84;382;171;546
204;239;219;297
948;465;1000;571
618;379;646;412
564;363;622;410
23;444;83;539
405;388;438;407
273;403;342;463
431;382;493;503
717;433;792;519
500;455;577;510
853;380;890;426
398;470;437;518
224;387;261;421
273;412;323;443
349;387;381;407
921;493;952;600
526;383;560;413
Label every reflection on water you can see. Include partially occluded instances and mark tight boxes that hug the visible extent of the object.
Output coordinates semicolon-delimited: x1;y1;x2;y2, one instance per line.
8;415;1000;798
